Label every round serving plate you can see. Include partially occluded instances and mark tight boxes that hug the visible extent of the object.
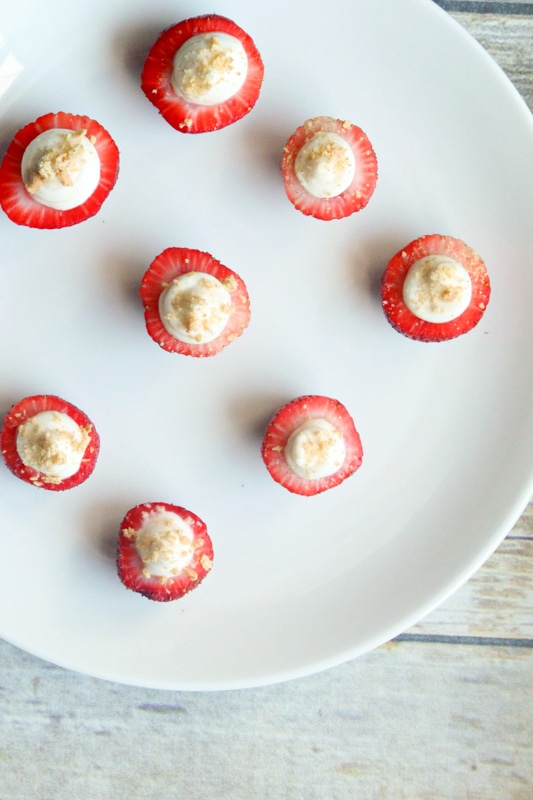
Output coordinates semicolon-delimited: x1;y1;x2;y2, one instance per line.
1;0;533;689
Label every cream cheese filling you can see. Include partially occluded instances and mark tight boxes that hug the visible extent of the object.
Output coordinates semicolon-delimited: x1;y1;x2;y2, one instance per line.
132;510;195;580
159;272;233;344
403;255;472;323
21;128;100;210
295;132;355;198
16;410;90;480
171;32;248;105
285;418;345;480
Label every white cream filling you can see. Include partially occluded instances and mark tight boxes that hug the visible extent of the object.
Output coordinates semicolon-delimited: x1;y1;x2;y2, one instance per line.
295;131;356;198
171;32;248;106
159;272;233;344
403;255;472;323
134;511;195;579
16;410;90;480
21;128;100;211
285;418;346;480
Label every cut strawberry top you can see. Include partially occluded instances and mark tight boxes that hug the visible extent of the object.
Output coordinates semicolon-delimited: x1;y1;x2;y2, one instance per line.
381;234;491;342
261;395;363;496
141;14;264;133
0;394;100;491
0;112;119;229
117;502;214;602
140;247;251;357
281;116;378;220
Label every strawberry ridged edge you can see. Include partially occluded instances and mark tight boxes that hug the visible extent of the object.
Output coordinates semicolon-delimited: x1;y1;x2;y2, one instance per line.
281;116;378;221
0;394;100;491
140;247;251;357
0;112;119;229
381;234;491;342
261;395;363;496
117;502;214;602
140;14;264;133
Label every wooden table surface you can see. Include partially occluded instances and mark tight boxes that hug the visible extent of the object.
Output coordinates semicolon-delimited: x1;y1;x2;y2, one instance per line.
2;3;533;798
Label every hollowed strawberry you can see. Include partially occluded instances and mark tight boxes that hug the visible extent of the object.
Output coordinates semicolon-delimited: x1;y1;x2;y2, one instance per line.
117;502;214;602
0;394;100;491
281;116;378;220
261;395;363;496
381;234;491;342
140;247;251;357
141;14;264;133
0;111;119;229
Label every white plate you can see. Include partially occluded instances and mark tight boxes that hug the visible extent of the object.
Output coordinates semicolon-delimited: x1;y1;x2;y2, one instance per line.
1;0;533;690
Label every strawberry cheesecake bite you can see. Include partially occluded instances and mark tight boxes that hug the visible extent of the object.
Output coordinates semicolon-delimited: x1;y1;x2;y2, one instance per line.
0;112;119;229
261;395;363;496
140;247;251;357
381;234;491;342
141;14;264;133
0;395;99;490
117;502;214;602
281;116;378;220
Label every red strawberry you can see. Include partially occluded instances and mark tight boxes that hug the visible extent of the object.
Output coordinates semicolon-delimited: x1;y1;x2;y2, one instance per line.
381;234;491;342
140;247;251;357
261;395;363;496
141;14;264;133
117;502;214;602
0;111;119;229
1;394;100;491
281;116;378;220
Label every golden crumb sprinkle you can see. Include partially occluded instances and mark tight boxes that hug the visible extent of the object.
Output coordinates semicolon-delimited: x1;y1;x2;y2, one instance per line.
137;525;186;566
163;275;233;343
16;414;89;476
133;511;199;582
305;139;351;178
24;129;90;194
222;274;237;293
300;427;342;469
179;36;236;97
411;261;465;310
200;554;213;572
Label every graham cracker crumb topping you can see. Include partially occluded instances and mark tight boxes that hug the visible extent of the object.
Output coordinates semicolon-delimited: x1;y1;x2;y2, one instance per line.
179;36;238;97
24;129;90;194
164;276;233;343
17;413;90;476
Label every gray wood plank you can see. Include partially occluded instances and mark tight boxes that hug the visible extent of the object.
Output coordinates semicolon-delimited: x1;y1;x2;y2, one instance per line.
1;638;531;800
456;1;533;3
451;12;533;110
408;537;533;638
438;1;533;10
511;499;533;539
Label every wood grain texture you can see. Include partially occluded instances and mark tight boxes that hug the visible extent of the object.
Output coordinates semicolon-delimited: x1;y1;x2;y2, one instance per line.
409;537;533;638
437;1;533;10
449;12;533;110
1;640;532;800
443;1;533;4
512;499;533;538
458;1;533;3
